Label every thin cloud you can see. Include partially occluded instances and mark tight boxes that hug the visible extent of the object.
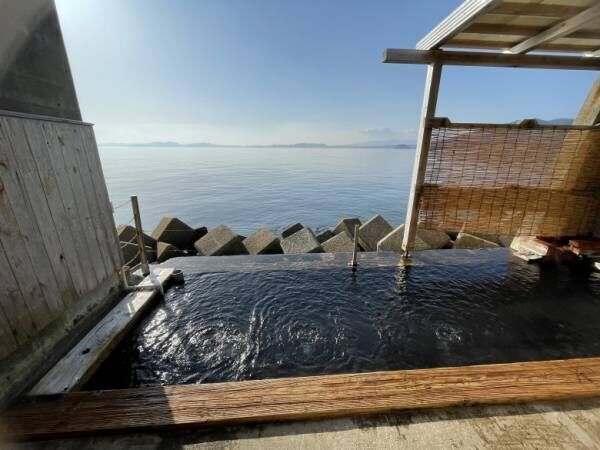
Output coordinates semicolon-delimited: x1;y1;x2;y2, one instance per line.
359;127;397;139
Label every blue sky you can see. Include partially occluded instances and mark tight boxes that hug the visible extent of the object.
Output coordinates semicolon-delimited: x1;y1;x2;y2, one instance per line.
55;0;598;145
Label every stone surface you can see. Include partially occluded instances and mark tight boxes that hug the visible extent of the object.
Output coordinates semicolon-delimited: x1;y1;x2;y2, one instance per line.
281;223;304;238
194;225;247;256
377;225;428;253
243;229;282;255
358;215;393;251
334;218;362;238
117;224;156;248
418;228;451;250
280;228;322;254
510;236;550;256
322;231;354;253
151;217;200;250
453;233;500;249
156;242;181;263
0;0;81;120
316;229;335;243
121;242;156;265
473;233;514;248
195;227;208;239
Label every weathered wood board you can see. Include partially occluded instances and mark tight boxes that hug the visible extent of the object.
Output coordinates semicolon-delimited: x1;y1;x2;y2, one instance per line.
29;268;174;396
0;111;121;362
6;356;600;441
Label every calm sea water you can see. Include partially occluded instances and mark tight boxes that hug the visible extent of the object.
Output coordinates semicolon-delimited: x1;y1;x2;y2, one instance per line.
100;146;414;235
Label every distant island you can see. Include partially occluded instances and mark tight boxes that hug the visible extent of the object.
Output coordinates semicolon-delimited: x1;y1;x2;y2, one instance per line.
100;141;415;149
101;119;574;149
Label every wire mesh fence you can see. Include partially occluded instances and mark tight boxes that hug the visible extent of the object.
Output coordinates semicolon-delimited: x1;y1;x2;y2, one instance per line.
111;198;142;270
419;120;600;236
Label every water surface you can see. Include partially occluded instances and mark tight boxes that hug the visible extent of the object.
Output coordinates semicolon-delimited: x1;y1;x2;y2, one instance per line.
87;251;600;389
100;146;414;234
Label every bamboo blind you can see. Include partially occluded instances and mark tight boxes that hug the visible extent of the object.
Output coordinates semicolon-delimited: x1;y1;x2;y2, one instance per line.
419;121;600;236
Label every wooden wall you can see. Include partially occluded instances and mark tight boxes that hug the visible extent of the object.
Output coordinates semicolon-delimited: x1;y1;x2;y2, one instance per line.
0;111;122;361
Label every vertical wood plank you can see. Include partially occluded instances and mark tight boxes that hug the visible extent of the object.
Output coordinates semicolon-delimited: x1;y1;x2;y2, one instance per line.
4;117;69;313
0;244;30;348
22;119;87;297
49;122;108;284
402;63;443;254
40;121;98;293
69;125;119;277
0;118;53;333
61;123;113;279
78;126;123;271
0;303;18;359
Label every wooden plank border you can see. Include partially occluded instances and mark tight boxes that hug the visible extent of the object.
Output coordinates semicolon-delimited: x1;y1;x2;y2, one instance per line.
29;268;175;396
5;356;600;441
427;118;599;130
0;109;93;126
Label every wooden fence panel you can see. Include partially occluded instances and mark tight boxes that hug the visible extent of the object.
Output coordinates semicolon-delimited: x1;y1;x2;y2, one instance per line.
0;112;121;361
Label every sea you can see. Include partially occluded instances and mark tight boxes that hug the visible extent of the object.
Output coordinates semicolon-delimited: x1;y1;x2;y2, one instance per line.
100;146;415;236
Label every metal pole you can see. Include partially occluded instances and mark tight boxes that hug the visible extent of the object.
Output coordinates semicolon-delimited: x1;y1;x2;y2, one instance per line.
350;224;359;272
131;195;150;276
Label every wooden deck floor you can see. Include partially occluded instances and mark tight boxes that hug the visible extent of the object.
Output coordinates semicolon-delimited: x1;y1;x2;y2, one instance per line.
3;357;600;441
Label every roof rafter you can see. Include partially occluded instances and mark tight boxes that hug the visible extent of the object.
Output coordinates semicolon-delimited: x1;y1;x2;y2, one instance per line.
509;3;600;54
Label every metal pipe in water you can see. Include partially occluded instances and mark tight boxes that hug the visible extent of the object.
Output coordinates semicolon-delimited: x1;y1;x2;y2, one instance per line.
350;224;359;272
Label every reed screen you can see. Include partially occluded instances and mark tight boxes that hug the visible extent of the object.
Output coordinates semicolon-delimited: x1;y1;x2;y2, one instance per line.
419;122;600;236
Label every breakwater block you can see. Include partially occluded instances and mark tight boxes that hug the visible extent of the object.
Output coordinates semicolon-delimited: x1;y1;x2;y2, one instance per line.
378;225;421;252
117;224;156;247
418;228;451;249
281;228;322;254
243;229;282;255
471;233;513;247
121;241;156;265
281;222;304;238
151;217;200;250
334;218;361;238
322;231;354;253
316;229;334;243
377;224;451;252
194;224;247;256
156;242;181;262
453;232;500;249
359;215;393;251
195;227;208;239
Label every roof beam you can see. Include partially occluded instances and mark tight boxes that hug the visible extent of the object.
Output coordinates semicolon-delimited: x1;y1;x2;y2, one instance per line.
463;23;600;41
574;75;600;125
509;3;600;54
416;0;504;50
446;39;599;54
383;49;600;71
491;2;585;18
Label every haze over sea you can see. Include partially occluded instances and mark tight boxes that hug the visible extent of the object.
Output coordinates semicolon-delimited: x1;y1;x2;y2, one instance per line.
101;146;414;235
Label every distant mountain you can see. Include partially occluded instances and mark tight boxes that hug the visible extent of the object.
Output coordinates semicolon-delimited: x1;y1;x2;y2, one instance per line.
510;118;573;125
101;141;415;149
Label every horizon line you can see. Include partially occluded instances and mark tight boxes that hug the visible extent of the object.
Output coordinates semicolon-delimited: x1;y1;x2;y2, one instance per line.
99;141;417;149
